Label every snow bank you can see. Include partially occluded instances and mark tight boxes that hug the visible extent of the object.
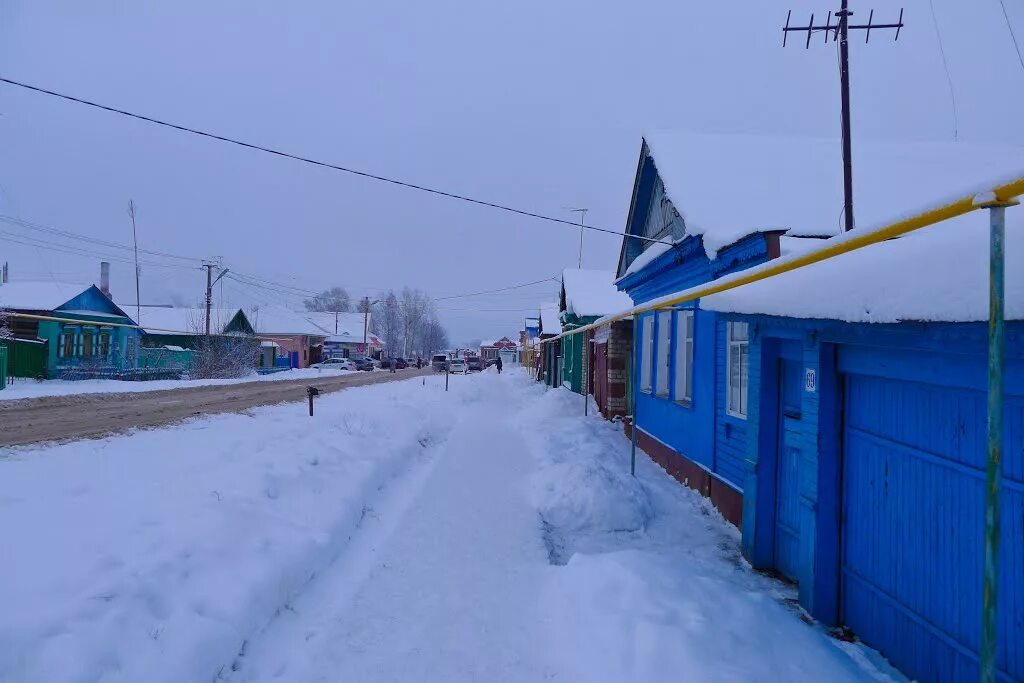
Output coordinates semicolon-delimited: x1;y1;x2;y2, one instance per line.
516;380;903;682
561;269;634;318
703;217;1022;322
0;377;456;682
0;367;356;401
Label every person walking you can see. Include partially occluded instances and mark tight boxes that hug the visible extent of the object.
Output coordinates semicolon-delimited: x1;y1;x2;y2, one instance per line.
495;356;503;374
390;358;397;373
416;357;422;369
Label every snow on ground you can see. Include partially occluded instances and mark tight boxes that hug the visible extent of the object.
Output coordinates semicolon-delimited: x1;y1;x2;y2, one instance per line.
0;367;363;401
0;370;902;682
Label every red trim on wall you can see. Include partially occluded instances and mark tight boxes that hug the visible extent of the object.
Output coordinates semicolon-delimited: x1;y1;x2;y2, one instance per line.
624;421;743;527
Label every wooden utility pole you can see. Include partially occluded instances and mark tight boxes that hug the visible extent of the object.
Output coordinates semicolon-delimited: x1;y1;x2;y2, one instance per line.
783;4;904;231
128;201;141;322
203;262;229;335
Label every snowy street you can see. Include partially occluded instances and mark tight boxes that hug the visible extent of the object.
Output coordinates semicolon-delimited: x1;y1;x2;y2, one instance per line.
1;370;898;682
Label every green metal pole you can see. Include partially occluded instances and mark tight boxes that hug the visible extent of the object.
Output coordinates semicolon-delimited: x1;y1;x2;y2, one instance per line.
630;316;639;477
980;203;1008;683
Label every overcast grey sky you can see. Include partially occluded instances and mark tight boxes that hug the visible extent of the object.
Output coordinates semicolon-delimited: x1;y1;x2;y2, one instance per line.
2;1;1023;341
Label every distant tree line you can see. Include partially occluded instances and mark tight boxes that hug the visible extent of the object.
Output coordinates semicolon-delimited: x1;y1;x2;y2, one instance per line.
304;286;449;359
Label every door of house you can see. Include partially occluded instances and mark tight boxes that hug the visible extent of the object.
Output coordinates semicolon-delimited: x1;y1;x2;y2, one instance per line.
593;342;608;415
774;347;803;584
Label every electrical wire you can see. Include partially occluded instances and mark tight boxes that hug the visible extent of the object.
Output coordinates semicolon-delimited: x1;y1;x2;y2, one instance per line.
432;277;558;301
0;232;199;271
0;76;670;246
998;0;1024;77
0;213;203;262
928;0;959;141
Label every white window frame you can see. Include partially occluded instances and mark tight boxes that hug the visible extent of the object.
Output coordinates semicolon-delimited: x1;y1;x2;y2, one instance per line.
640;316;654;393
673;310;694;405
655;311;671;397
726;321;749;419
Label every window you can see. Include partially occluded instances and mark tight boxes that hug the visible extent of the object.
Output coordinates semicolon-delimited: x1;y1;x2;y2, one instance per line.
655;311;671;397
727;322;750;418
82;332;95;358
640;316;654;393
674;310;694;404
98;333;111;358
60;330;75;358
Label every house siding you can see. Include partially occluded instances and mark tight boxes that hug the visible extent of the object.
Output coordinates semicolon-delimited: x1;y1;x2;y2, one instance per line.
733;315;1024;683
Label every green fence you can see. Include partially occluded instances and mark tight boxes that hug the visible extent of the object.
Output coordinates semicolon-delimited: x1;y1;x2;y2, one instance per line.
0;346;6;389
0;338;48;380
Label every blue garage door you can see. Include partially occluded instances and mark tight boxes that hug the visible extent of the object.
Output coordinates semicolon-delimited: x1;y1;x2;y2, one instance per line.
841;370;1023;682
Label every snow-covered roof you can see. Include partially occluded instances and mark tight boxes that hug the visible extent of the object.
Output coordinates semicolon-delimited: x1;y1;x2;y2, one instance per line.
303;311;368;338
639;132;1024;261
702;217;1023;323
251;306;329;336
135;307;244;335
0;282;92;311
540;303;561;335
561;269;634;318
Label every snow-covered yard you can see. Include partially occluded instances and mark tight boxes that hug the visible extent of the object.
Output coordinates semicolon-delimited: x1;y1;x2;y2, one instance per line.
0;367;361;401
0;370;902;682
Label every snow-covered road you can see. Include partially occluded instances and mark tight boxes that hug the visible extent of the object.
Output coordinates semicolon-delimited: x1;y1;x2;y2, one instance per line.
1;370;902;682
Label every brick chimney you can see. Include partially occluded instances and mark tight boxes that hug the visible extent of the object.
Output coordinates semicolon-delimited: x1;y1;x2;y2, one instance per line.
99;261;111;298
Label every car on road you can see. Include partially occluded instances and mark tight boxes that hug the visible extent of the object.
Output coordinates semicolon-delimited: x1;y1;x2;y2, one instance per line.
447;358;468;374
431;354;449;372
350;356;375;371
379;357;409;369
311;357;357;371
466;356;483;372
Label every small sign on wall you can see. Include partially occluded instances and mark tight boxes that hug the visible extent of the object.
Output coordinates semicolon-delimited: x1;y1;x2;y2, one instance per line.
804;368;817;393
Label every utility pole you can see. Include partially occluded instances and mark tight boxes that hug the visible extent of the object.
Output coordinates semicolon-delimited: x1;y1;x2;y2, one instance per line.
783;4;904;231
128;200;141;322
203;262;229;335
570;208;588;268
361;296;380;353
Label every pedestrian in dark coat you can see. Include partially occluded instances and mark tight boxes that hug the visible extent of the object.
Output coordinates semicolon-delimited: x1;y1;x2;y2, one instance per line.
390;358;397;373
495;356;503;374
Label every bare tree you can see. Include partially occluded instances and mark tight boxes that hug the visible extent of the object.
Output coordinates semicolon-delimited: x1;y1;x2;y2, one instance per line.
421;318;449;355
373;291;403;357
0;308;12;340
303;287;351;313
185;312;259;379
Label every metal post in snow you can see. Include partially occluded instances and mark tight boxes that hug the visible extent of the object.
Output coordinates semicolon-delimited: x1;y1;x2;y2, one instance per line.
630;316;639;477
980;200;1013;683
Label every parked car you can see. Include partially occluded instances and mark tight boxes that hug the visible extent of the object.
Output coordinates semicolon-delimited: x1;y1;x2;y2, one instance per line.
485;358;498;367
431;354;449;372
350;356;375;371
311;357;357;371
447;358;468;374
466;356;483;372
379;357;409;369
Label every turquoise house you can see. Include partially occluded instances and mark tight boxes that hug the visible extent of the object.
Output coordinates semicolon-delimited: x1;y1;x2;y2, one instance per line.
0;282;141;379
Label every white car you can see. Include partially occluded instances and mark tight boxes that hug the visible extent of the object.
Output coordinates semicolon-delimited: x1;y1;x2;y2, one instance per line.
311;358;357;371
447;358;468;374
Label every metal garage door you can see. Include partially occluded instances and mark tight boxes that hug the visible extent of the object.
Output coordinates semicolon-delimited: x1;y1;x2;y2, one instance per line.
841;371;1023;682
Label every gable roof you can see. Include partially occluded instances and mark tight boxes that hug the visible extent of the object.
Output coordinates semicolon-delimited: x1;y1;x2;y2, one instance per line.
560;269;634;318
0;282;96;312
618;132;1024;276
250;306;330;337
702;217;1023;323
134;307;249;335
539;303;561;336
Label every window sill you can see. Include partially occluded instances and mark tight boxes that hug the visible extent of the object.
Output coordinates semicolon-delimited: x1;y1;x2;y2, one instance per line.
655;392;670;400
674;398;693;409
725;410;748;421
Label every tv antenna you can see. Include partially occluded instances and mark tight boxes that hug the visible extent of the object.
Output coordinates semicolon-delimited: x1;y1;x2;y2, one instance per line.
783;1;904;232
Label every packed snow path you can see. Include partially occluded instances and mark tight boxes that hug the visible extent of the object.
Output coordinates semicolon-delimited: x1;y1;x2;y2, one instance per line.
0;370;901;682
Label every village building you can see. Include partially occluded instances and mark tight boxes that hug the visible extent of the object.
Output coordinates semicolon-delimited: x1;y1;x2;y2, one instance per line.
538;302;561;387
0;281;142;379
702;217;1023;683
249;306;329;369
135;306;256;372
556;268;633;397
479;336;517;362
608;132;1024;683
304;311;382;359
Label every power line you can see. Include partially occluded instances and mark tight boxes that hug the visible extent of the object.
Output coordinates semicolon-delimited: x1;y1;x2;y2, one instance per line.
0;76;670;246
432;277;558;301
0;213;203;262
928;0;959;141
0;232;199;271
997;0;1024;77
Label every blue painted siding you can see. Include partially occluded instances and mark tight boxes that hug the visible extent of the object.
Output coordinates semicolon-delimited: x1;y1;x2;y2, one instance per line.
714;320;748;488
733;315;1024;683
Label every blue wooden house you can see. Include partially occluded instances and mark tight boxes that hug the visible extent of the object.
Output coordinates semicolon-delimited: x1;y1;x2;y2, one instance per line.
616;132;1024;682
702;216;1023;683
0;281;141;378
